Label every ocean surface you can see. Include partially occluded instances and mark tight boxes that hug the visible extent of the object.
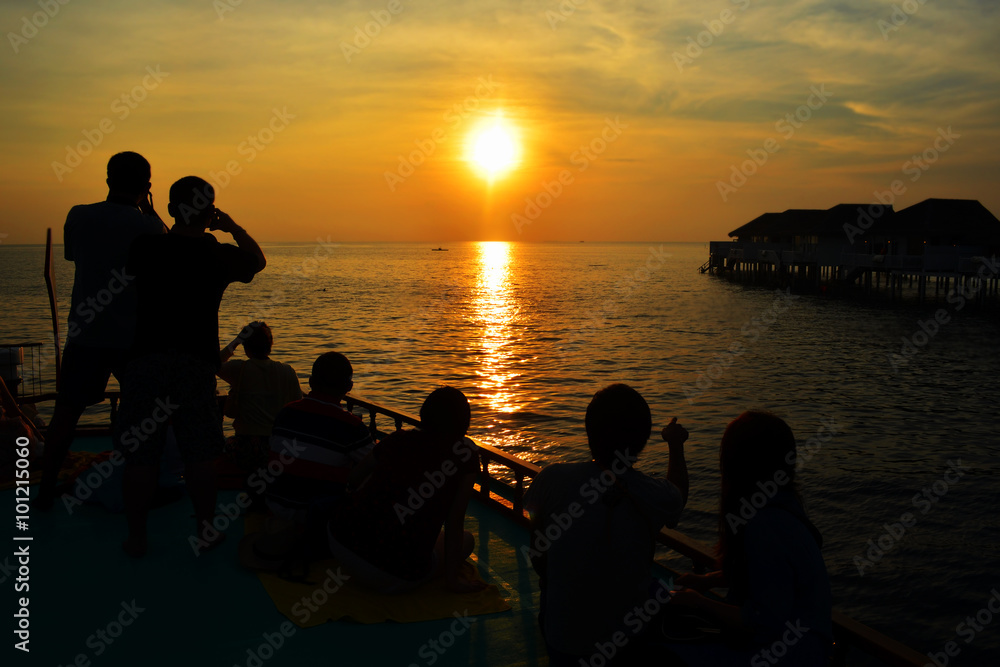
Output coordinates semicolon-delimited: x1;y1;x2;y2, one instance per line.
2;240;998;664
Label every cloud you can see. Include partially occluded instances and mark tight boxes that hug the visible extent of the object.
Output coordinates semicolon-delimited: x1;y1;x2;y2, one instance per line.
0;0;997;242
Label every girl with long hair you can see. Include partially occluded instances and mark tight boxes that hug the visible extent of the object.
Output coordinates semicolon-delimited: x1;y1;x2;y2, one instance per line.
666;411;832;666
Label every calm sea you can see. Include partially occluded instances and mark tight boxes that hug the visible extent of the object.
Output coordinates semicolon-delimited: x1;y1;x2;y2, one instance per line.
2;240;998;663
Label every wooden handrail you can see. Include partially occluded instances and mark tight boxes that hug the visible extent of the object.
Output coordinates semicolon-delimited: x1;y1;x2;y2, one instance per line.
20;390;926;666
343;392;421;438
831;611;926;667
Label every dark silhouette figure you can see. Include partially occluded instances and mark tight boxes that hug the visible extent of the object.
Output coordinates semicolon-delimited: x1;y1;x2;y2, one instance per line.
667;412;832;665
218;321;301;472
116;176;265;557
328;386;485;594
239;351;375;572
34;151;166;510
262;352;373;528
524;383;689;666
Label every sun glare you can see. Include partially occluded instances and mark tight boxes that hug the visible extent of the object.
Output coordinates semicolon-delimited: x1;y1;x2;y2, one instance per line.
467;115;521;181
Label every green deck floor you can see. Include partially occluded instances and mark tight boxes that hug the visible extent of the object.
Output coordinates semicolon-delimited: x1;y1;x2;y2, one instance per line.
9;437;549;667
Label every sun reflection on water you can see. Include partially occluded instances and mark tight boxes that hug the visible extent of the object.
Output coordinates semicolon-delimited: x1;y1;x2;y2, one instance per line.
473;241;520;416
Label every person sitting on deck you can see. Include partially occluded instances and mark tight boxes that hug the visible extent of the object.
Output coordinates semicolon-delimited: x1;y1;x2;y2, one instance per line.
664;411;832;666
327;386;486;594
263;351;373;531
524;383;689;667
116;176;266;557
219;321;302;474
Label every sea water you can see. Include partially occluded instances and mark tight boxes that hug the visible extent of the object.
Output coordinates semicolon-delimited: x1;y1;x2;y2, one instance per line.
2;240;998;663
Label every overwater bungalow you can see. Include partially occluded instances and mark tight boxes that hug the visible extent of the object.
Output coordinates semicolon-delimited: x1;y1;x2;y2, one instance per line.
704;198;1000;302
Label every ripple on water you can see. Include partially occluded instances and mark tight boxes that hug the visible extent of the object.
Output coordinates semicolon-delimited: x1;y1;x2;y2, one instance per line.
2;242;998;661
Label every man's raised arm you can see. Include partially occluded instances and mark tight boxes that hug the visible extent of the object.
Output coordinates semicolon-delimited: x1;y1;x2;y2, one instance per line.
210;209;266;273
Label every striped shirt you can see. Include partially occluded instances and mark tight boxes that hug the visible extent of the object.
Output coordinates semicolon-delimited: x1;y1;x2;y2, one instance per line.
266;392;375;516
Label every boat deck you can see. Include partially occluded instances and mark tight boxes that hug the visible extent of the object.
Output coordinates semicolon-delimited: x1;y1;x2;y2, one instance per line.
15;437;551;667
10;398;930;667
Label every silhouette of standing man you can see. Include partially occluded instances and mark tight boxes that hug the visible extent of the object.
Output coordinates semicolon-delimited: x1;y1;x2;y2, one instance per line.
35;151;166;510
117;176;266;556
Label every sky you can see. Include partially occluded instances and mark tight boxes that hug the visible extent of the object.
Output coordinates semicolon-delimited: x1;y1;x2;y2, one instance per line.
1;0;998;244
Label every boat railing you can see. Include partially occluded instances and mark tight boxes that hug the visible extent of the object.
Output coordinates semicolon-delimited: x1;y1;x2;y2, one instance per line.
342;394;746;569
18;390;925;667
343;392;541;521
343;392;926;667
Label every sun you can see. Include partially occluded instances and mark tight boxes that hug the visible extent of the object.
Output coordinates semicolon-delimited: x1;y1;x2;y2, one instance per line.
467;115;521;181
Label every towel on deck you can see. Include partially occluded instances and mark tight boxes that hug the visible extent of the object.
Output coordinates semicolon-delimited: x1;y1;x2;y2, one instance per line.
245;515;512;626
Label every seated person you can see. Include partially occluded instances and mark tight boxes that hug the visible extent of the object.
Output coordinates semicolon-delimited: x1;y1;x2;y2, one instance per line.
666;411;832;666
265;352;373;526
219;321;302;472
327;386;486;594
524;383;689;666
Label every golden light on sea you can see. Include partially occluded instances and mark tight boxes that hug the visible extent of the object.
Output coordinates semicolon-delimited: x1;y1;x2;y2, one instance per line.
473;241;519;414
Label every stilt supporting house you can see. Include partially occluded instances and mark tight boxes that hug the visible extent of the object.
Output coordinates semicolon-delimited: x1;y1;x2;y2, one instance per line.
706;199;1000;305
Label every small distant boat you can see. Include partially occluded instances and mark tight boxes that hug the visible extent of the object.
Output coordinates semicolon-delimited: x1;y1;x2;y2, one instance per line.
431;247;448;251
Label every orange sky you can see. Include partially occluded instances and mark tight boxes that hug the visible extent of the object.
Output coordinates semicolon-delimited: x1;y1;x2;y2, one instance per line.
1;0;998;245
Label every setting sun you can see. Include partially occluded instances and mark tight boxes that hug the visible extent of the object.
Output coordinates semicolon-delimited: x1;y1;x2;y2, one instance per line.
467;114;521;181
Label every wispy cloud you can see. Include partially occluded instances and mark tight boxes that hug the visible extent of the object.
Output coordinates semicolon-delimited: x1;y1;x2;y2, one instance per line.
0;0;997;242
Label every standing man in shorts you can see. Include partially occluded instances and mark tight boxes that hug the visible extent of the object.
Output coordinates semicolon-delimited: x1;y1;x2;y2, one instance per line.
35;151;166;510
117;176;266;556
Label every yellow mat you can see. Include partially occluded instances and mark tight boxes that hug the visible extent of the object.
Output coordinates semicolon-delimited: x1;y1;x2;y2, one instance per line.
245;516;512;627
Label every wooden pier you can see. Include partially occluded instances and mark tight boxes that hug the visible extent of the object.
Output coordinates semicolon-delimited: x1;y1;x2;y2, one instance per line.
705;199;1000;305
